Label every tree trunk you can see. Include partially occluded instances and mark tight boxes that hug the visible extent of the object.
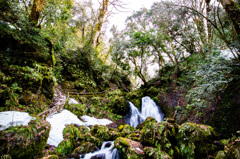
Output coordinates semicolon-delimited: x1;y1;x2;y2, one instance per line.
219;0;240;35
92;0;109;47
29;0;45;26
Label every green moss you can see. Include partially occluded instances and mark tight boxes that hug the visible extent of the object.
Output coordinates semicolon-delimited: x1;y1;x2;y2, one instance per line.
140;119;178;157
126;90;143;109
0;118;50;159
215;133;240;159
120;124;136;136
90;125;109;141
41;155;59;159
72;141;98;155
114;137;144;159
126;132;141;142
136;117;158;130
55;139;73;155
65;104;88;117
144;147;172;159
178;122;218;159
0;154;12;159
107;96;129;115
209;80;240;138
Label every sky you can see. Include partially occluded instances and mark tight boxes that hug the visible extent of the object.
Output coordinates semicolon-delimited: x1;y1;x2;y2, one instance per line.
105;0;160;37
108;0;155;29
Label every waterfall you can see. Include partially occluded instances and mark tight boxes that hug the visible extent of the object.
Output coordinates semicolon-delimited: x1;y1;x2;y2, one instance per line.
82;141;120;159
129;96;164;127
129;102;145;128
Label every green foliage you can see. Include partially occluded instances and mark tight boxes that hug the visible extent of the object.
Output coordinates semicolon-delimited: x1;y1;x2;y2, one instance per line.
0;118;50;158
177;122;218;159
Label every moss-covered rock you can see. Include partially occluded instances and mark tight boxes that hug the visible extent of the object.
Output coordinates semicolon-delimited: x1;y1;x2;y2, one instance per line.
126;90;144;109
71;141;98;156
209;79;240;138
107;96;129;115
115;137;144;159
41;155;59;159
54;139;73;155
178;122;218;159
126;132;141;142
119;124;136;136
140;119;178;157
63;124;101;148
136;117;158;130
0;118;50;159
90;125;110;141
108;128;122;140
64;104;88;118
215;133;240;159
144;147;172;159
0;154;12;159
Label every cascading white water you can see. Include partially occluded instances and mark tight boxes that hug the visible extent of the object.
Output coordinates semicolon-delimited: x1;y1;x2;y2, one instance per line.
129;102;145;128
129;96;164;127
82;141;120;159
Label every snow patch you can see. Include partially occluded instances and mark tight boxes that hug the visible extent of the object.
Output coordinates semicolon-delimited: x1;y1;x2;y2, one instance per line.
68;98;79;104
46;109;113;147
46;109;84;147
81;115;113;126
0;111;33;131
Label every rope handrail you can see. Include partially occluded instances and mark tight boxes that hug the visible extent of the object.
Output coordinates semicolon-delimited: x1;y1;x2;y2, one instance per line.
68;88;113;96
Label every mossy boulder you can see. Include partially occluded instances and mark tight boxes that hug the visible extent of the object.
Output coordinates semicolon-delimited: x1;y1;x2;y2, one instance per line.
215;133;240;159
71;141;98;156
144;147;172;159
140;119;178;157
108;128;122;140
209;79;240;138
65;104;88;118
54;139;73;155
126;132;141;142
19;91;38;105
136;117;158;130
0;118;50;159
126;90;143;109
41;155;59;159
115;137;144;159
0;154;12;159
63;124;101;147
178;122;218;159
146;86;159;97
119;124;136;136
107;96;129;115
90;125;110;141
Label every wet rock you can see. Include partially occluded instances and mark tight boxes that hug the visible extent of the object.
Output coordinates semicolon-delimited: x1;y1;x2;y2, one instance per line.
71;141;98;157
115;137;144;159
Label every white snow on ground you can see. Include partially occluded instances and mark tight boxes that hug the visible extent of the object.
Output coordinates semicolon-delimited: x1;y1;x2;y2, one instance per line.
46;109;85;147
81;115;113;126
221;49;236;60
46;109;113;147
0;111;33;131
68;98;79;104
